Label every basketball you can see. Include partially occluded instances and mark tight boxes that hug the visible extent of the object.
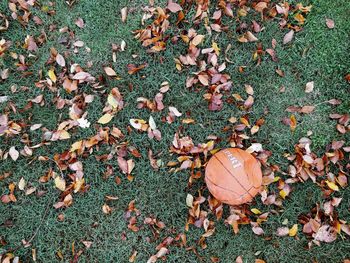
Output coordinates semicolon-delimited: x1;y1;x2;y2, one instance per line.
205;148;263;205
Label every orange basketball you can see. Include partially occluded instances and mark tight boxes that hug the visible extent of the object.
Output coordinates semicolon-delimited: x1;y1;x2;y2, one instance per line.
205;148;262;205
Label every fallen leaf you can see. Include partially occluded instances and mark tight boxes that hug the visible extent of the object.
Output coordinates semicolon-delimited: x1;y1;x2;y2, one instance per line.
121;7;128;23
54;176;66;191
314;225;337;243
305;81;314;93
252;226;264;235
290;115;297;131
251;208;262;215
169;106;182;117
18;177;26;190
192;35;205;46
9;146;19;161
326;180;339;191
167;2;182;13
276;227;289;236
245;84;254;95
48;69;57;83
186;193;193;208
82;241;93;249
289;224;298;237
104;67;117;76
236;256;243;263
283;30;294;45
98;113;113;124
75;17;85;28
56;53;66;67
326;18;335;29
102;204;112;214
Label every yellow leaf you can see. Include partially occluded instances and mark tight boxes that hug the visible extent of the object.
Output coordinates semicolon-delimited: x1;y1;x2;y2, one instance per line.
289;224;298;237
98;113;113;124
70;140;83;152
192;35;205;46
74;178;84;193
279;189;287;199
107;93;119;108
212;42;220;55
290;115;297;131
48;69;57;83
182;118;195;124
55;176;66;191
251;208;262;215
59;130;71;140
326;180;339;191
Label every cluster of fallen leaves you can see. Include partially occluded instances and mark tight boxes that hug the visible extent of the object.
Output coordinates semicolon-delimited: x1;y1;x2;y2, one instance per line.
0;0;349;262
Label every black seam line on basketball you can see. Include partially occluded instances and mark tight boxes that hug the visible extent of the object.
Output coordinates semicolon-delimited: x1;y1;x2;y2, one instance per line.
206;176;241;196
212;155;254;199
206;177;250;199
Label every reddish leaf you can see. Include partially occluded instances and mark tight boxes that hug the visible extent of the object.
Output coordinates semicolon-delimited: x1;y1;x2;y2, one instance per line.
167;2;182;13
326;18;335;29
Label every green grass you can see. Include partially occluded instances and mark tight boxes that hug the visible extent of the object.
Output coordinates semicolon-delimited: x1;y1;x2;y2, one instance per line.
1;0;350;262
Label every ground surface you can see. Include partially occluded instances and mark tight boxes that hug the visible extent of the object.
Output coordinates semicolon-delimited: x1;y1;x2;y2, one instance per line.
0;0;350;262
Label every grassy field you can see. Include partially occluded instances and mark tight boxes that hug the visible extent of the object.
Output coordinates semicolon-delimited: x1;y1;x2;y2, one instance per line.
0;0;350;262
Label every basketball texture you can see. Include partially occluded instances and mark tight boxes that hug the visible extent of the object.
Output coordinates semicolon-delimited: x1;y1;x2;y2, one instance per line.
205;148;262;205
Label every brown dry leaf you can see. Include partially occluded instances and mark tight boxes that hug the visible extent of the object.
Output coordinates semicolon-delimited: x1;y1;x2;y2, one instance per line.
300;105;315;114
305;81;314;93
283;30;294;45
167;1;182;13
290;115;297;131
254;2;267;12
236;256;243;263
104;67;117;76
326;18;335;29
327;99;341;105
